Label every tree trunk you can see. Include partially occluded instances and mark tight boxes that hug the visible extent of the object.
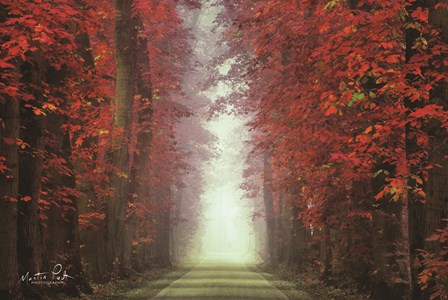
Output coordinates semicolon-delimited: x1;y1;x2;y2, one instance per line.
70;12;109;282
286;185;309;273
276;187;309;271
43;63;91;294
321;224;332;283
151;187;172;268
263;149;276;264
106;0;137;274
371;164;409;299
0;61;22;299
17;60;47;299
128;13;153;272
152;210;172;268
406;1;425;298
276;192;289;266
421;0;448;297
406;1;448;298
170;186;183;264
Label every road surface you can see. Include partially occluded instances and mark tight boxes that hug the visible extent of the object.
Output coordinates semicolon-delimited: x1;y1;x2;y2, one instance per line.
150;253;293;300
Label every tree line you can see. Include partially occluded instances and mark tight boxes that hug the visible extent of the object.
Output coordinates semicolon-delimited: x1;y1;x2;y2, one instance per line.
215;0;447;299
0;1;208;299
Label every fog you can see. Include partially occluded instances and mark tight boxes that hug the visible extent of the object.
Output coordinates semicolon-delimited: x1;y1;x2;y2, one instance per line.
181;1;261;263
200;114;257;261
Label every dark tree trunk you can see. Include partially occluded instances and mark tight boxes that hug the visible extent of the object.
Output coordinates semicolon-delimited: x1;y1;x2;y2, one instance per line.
286;186;309;273
276;187;309;271
405;2;425;298
371;164;409;299
151;188;172;268
17;60;48;299
44;116;91;295
152;193;172;268
43;64;91;295
421;0;448;297
106;0;137;274
424;0;448;260
0;61;22;299
128;13;153;272
170;186;183;264
321;224;332;283
70;12;109;282
38;6;95;290
405;1;448;298
263;149;276;264
276;192;289;266
347;180;373;289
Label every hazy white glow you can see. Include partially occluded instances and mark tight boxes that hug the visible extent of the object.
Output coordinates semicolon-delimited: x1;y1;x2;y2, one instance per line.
202;189;249;253
183;1;259;263
199;112;257;262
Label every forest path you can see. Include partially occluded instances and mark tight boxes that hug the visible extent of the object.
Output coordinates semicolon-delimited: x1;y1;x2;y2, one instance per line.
147;253;308;300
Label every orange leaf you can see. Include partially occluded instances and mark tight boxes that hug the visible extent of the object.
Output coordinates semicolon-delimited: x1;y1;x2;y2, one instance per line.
325;105;337;116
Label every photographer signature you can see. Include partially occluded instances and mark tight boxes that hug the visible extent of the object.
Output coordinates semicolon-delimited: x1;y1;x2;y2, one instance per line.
20;264;74;285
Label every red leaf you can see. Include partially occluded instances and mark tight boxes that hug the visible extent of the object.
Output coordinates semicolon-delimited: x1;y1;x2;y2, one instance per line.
0;60;14;68
22;196;32;202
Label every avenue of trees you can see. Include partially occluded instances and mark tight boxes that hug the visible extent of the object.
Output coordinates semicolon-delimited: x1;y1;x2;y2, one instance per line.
0;0;447;300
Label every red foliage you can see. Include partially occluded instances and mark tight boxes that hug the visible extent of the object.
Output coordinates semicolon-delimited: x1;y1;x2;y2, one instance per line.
215;0;447;291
